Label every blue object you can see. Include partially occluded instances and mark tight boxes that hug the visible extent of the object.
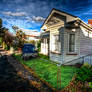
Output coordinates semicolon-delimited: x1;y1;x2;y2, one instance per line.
22;44;38;59
22;43;37;54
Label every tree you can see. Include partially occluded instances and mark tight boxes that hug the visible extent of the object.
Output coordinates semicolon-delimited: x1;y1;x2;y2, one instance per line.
1;28;14;49
0;18;2;28
0;19;3;37
4;29;14;46
0;19;14;49
12;26;19;33
15;30;26;48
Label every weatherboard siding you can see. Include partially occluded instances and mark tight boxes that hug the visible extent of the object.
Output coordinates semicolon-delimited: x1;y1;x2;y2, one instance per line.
80;26;92;56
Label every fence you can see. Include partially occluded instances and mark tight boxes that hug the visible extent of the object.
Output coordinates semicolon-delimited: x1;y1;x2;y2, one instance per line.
62;54;92;65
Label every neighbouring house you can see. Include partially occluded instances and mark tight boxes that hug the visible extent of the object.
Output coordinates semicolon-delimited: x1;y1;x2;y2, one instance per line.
22;29;40;41
41;8;92;65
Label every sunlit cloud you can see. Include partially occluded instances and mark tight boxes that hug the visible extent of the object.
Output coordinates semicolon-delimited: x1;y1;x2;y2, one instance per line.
32;16;45;22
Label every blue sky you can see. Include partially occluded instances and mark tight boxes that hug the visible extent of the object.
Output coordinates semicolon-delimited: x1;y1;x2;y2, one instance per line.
0;0;92;33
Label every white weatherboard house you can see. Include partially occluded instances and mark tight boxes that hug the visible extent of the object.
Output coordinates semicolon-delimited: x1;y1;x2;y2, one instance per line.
41;8;92;65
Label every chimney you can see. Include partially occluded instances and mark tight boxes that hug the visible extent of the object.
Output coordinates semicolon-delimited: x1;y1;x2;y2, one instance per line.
88;19;92;26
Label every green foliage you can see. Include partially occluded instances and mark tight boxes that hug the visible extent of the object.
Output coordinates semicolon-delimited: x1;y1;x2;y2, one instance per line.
89;82;92;88
38;54;49;60
29;40;36;45
13;53;78;89
83;62;91;68
0;37;2;45
76;64;92;82
5;45;10;50
37;40;41;52
15;30;26;48
0;18;2;28
43;71;50;80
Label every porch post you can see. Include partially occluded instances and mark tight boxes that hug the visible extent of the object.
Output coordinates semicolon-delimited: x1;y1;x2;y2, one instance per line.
61;27;65;64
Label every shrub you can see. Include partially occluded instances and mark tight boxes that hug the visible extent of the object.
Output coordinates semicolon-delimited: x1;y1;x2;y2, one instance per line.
76;64;92;82
89;82;92;88
29;40;36;45
38;54;49;60
37;40;41;52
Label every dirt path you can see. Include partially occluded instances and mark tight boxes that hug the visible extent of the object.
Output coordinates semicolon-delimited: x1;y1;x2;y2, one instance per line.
0;48;54;92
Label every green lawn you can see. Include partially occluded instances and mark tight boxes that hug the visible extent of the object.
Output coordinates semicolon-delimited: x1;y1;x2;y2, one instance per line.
13;54;78;89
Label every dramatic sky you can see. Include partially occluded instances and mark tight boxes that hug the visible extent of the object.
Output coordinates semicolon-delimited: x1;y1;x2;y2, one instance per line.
0;0;92;33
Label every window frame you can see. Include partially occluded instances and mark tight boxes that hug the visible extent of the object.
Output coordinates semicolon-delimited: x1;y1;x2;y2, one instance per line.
68;33;75;53
51;34;61;54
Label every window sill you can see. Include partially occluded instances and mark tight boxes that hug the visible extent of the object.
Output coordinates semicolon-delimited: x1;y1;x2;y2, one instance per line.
51;51;61;55
66;53;77;55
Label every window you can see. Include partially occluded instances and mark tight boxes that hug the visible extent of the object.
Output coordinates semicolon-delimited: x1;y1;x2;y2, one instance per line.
69;34;75;52
54;35;59;51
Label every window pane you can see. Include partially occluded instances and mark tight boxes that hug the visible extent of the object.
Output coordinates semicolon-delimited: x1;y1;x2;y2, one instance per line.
69;34;75;52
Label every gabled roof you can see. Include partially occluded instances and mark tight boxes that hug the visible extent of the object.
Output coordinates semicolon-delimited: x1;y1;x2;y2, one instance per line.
41;8;92;31
53;8;77;18
41;8;77;29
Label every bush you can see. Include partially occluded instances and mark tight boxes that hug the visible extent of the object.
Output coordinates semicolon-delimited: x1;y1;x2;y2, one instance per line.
29;40;36;45
89;82;92;88
38;54;49;60
37;40;41;52
76;64;92;82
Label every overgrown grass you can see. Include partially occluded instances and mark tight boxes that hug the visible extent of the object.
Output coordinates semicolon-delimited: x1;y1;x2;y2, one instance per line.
13;53;78;89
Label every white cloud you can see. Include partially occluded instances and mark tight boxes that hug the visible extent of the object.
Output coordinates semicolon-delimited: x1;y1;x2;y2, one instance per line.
21;29;41;36
26;16;32;22
83;10;92;15
3;11;27;16
32;16;45;22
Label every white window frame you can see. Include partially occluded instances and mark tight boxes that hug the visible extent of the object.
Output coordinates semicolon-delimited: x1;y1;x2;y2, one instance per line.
68;33;76;53
51;34;61;53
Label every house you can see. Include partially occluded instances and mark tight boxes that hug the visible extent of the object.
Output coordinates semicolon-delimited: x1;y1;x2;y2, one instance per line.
22;29;40;41
41;8;92;65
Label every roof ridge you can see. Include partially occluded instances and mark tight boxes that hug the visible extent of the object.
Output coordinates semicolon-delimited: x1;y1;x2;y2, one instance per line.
52;8;78;18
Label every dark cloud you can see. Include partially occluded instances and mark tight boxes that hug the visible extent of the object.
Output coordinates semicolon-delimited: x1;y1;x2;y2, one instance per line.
0;0;92;32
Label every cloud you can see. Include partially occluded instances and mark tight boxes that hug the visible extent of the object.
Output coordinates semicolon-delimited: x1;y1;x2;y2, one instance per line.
1;0;92;33
32;16;45;22
2;0;26;4
3;11;27;16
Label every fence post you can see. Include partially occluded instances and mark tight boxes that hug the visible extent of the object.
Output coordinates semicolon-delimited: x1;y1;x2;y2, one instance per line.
57;64;61;89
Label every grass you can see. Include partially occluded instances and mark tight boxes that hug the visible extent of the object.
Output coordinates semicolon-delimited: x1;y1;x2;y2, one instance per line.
13;53;78;89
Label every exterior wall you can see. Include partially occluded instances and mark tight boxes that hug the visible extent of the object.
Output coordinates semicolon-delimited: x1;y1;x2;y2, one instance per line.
26;36;39;41
63;28;80;63
50;27;80;63
50;53;62;63
80;26;92;56
41;38;49;55
50;27;80;64
47;14;80;64
49;25;92;65
49;25;62;63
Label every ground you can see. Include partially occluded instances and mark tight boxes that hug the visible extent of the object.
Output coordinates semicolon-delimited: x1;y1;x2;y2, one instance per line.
0;48;53;92
1;48;92;92
13;53;78;90
0;54;39;92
